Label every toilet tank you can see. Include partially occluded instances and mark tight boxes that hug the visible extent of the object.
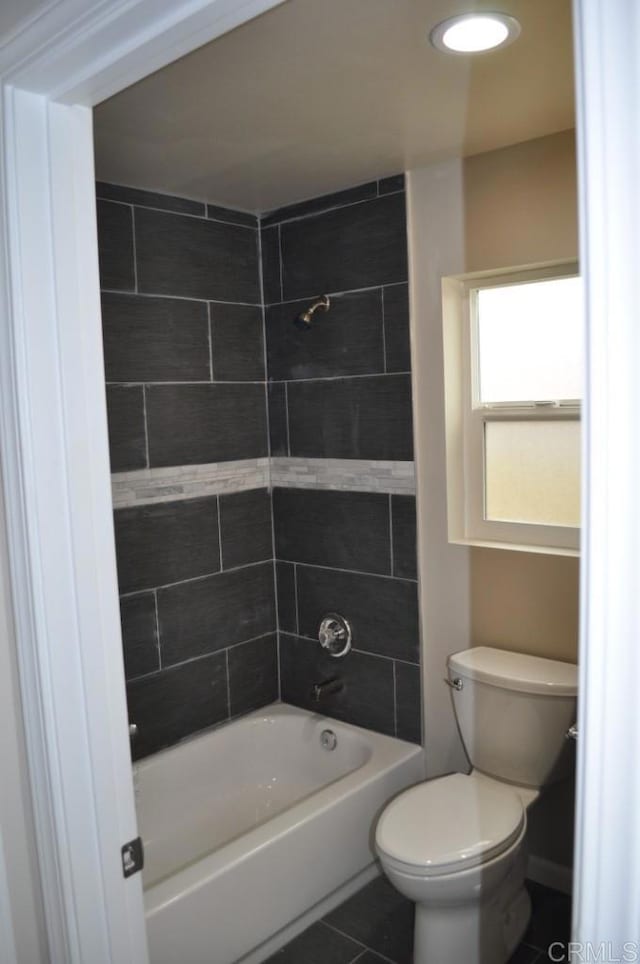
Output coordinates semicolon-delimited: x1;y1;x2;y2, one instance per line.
448;647;578;789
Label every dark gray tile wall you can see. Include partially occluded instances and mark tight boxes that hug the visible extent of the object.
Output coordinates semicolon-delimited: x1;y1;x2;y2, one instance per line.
265;176;421;745
96;182;267;474
98;183;276;760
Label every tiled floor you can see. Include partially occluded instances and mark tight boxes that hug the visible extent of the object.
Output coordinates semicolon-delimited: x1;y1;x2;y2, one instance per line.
265;875;571;964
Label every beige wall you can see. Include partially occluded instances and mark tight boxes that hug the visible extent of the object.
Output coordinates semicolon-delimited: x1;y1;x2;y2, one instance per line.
463;130;580;665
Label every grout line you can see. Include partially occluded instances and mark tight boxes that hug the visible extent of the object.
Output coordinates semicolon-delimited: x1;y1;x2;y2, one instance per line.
392;659;398;737
97;194;257;230
207;302;214;381
100;287;261;308
126;630;277;683
224;648;232;717
153;590;162;670
260;187;405;229
277;630;419;668
277;223;284;301
141;385;151;468
264;280;408;309
216;495;224;570
320;919;399;964
130;205;139;293
106;379;268;387
380;286;388;373
388;492;394;576
119;557;273;598
274;371;411;385
283;382;292;455
293;563;300;636
276;557;417;584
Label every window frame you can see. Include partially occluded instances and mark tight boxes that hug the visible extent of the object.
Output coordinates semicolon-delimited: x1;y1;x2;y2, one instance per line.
442;260;581;555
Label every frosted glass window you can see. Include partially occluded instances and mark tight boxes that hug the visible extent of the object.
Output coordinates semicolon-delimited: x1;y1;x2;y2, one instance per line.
485;420;581;527
477;277;583;403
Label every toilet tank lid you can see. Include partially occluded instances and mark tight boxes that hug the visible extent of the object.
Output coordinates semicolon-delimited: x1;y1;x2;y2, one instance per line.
448;647;577;696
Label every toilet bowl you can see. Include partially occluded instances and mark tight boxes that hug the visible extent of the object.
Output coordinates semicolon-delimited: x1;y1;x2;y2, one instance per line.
375;646;577;964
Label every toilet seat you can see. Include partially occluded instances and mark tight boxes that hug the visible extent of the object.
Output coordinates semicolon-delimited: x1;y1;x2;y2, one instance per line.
376;772;525;878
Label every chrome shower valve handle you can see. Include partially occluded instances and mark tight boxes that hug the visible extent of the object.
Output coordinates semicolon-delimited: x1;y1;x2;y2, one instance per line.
318;613;352;657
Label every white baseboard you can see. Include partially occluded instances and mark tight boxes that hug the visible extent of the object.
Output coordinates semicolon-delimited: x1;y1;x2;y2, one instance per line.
527;854;573;895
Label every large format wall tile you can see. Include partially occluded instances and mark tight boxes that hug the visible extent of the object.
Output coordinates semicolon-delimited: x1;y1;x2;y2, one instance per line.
260;225;281;304
119;592;159;680
268;382;289;456
280;634;395;736
276;561;297;634
287;374;413;461
219;488;273;569
210;303;265;381
273;487;391;575
146;384;268;466
105;385;147;471
280;193;407;300
228;634;278;717
262;180;378;229
395;661;422;744
102;292;210;383
296;565;419;663
114;496;220;594
392;495;417;580
97;200;135;291
126;652;228;760
135;207;260;303
157;562;276;665
383;283;411;373
96;181;205;217
266;289;384;381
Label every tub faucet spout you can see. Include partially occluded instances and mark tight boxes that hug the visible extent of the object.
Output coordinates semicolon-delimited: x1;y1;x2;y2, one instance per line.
312;677;343;702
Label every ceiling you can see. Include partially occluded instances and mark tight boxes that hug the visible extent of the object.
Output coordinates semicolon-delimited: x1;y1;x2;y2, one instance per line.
93;0;575;214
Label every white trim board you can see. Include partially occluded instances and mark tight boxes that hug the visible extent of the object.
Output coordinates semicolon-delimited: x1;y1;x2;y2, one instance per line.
0;2;285;962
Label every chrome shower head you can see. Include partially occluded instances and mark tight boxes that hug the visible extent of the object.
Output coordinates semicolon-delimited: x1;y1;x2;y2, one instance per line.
294;294;330;330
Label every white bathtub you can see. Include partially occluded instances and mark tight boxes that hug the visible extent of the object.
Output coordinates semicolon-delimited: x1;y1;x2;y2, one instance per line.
137;702;424;964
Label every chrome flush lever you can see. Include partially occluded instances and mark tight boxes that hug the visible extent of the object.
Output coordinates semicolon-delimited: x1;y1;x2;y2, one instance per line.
566;723;578;741
444;677;463;691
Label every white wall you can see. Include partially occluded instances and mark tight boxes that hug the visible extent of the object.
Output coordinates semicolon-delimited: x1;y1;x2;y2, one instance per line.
0;473;48;963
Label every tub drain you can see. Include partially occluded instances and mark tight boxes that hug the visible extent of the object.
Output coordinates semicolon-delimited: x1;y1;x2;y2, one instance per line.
320;729;337;751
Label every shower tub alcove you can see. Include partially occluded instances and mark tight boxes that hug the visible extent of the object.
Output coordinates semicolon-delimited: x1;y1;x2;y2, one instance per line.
138;703;423;963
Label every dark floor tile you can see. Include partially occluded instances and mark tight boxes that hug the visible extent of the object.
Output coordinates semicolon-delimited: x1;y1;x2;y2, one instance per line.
276;562;297;634
296;566;419;663
280;193;407;301
265;920;362;964
268;382;289;456
135;207;260;303
102;292;210;383
97;199;135;291
96;182;205;217
280;635;395;736
378;174;405;195
207;203;257;228
228;634;278;717
126;652;227;760
523;881;572;953
352;953;396;964
210;303;265;381
274;487;391;575
261;225;282;305
105;385;147;471
383;284;411;373
146;383;268;467
157;562;276;664
395;661;421;744
261;181;377;228
287;375;413;462
114;496;220;594
323;876;414;964
391;495;417;580
509;944;541;964
219;488;273;569
266;289;384;381
119;592;159;680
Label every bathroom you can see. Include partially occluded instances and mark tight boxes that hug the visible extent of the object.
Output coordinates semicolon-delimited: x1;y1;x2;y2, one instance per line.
93;1;578;962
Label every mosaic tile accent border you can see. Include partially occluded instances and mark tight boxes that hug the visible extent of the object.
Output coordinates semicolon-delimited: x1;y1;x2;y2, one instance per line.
270;457;415;494
112;458;270;508
112;457;416;507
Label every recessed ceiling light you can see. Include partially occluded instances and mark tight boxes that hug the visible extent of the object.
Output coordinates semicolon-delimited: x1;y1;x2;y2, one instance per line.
430;12;521;54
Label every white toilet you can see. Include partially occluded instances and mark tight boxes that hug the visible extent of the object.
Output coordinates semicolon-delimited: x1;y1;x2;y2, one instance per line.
375;646;577;964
